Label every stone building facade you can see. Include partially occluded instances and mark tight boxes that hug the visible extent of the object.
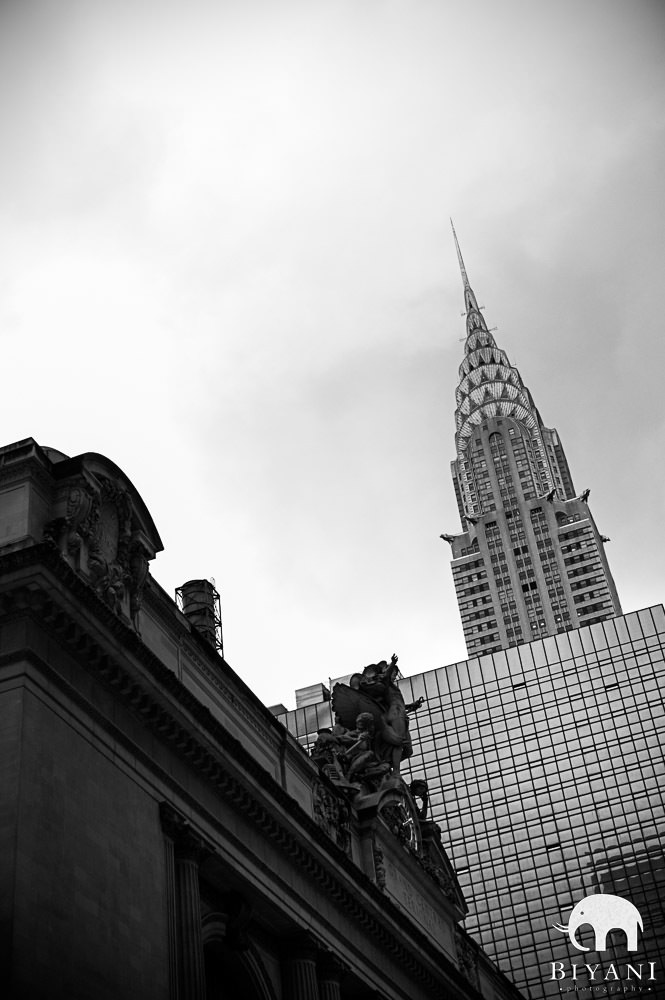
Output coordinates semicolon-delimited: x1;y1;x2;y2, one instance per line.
0;437;524;1000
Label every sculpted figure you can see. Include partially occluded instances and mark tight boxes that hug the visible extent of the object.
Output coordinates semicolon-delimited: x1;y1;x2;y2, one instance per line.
409;779;429;821
342;713;389;783
310;714;389;790
310;723;354;776
331;653;424;776
373;655;423;771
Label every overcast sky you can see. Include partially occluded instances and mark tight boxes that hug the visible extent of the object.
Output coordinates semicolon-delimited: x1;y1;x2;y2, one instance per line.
1;0;663;708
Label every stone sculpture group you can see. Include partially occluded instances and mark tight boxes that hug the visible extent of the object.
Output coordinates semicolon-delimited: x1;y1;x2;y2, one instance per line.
310;654;423;793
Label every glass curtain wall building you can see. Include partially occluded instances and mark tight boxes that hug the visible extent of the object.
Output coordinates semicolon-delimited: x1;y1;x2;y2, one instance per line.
444;225;621;657
277;605;665;1000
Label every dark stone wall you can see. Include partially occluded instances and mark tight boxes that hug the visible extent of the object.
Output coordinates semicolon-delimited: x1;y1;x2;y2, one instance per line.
0;684;23;979
9;679;169;1000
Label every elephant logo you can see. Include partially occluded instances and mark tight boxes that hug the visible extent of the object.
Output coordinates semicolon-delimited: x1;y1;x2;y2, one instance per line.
553;893;643;953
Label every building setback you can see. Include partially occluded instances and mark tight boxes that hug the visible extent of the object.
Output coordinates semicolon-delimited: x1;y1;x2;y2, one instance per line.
0;437;525;1000
278;608;665;999
444;225;621;657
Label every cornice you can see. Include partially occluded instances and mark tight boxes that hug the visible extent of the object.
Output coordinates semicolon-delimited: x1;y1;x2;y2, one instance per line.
0;542;481;999
0;455;54;494
185;645;280;749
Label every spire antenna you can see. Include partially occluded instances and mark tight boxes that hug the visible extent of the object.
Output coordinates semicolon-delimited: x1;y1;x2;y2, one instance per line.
450;218;470;289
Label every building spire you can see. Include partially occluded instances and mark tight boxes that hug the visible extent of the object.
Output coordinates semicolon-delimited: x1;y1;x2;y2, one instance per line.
450;221;490;344
450;218;470;289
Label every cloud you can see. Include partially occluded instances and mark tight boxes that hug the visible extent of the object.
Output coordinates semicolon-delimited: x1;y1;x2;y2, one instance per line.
0;0;663;705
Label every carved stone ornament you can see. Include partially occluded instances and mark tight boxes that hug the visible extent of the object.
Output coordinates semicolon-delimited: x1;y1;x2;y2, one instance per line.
418;854;456;899
455;929;480;990
44;471;153;632
87;476;133;616
312;780;351;855
417;818;467;907
44;483;97;557
128;540;150;631
372;843;386;891
65;485;97;553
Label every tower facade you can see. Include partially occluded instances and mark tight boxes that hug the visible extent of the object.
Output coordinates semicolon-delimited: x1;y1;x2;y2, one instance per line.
446;226;621;657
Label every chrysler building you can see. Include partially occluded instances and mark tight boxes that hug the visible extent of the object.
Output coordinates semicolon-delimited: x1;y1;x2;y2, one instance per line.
445;225;621;657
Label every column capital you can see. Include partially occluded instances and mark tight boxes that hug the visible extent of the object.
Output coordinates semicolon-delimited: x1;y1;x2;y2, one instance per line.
282;930;320;962
282;934;321;1000
318;949;347;980
159;801;214;865
318;953;347;999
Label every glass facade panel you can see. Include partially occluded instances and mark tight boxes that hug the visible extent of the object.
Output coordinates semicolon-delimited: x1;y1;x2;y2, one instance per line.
638;606;657;636
650;604;665;633
579;626;596;654
626;613;646;641
457;659;470;688
491;649;508;679
553;631;572;661
398;608;665;1000
567;628;584;655
435;665;450;695
409;674;427;702
468;657;483;687
613;614;632;644
541;635;559;665
517;643;534;671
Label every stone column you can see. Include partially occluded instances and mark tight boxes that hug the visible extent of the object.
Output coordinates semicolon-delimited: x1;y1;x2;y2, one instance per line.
160;803;213;1000
282;937;320;1000
174;832;210;1000
162;830;180;1000
318;956;343;1000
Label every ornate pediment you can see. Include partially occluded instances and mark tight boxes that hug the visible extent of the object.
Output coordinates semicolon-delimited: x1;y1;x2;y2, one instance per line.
43;450;162;632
